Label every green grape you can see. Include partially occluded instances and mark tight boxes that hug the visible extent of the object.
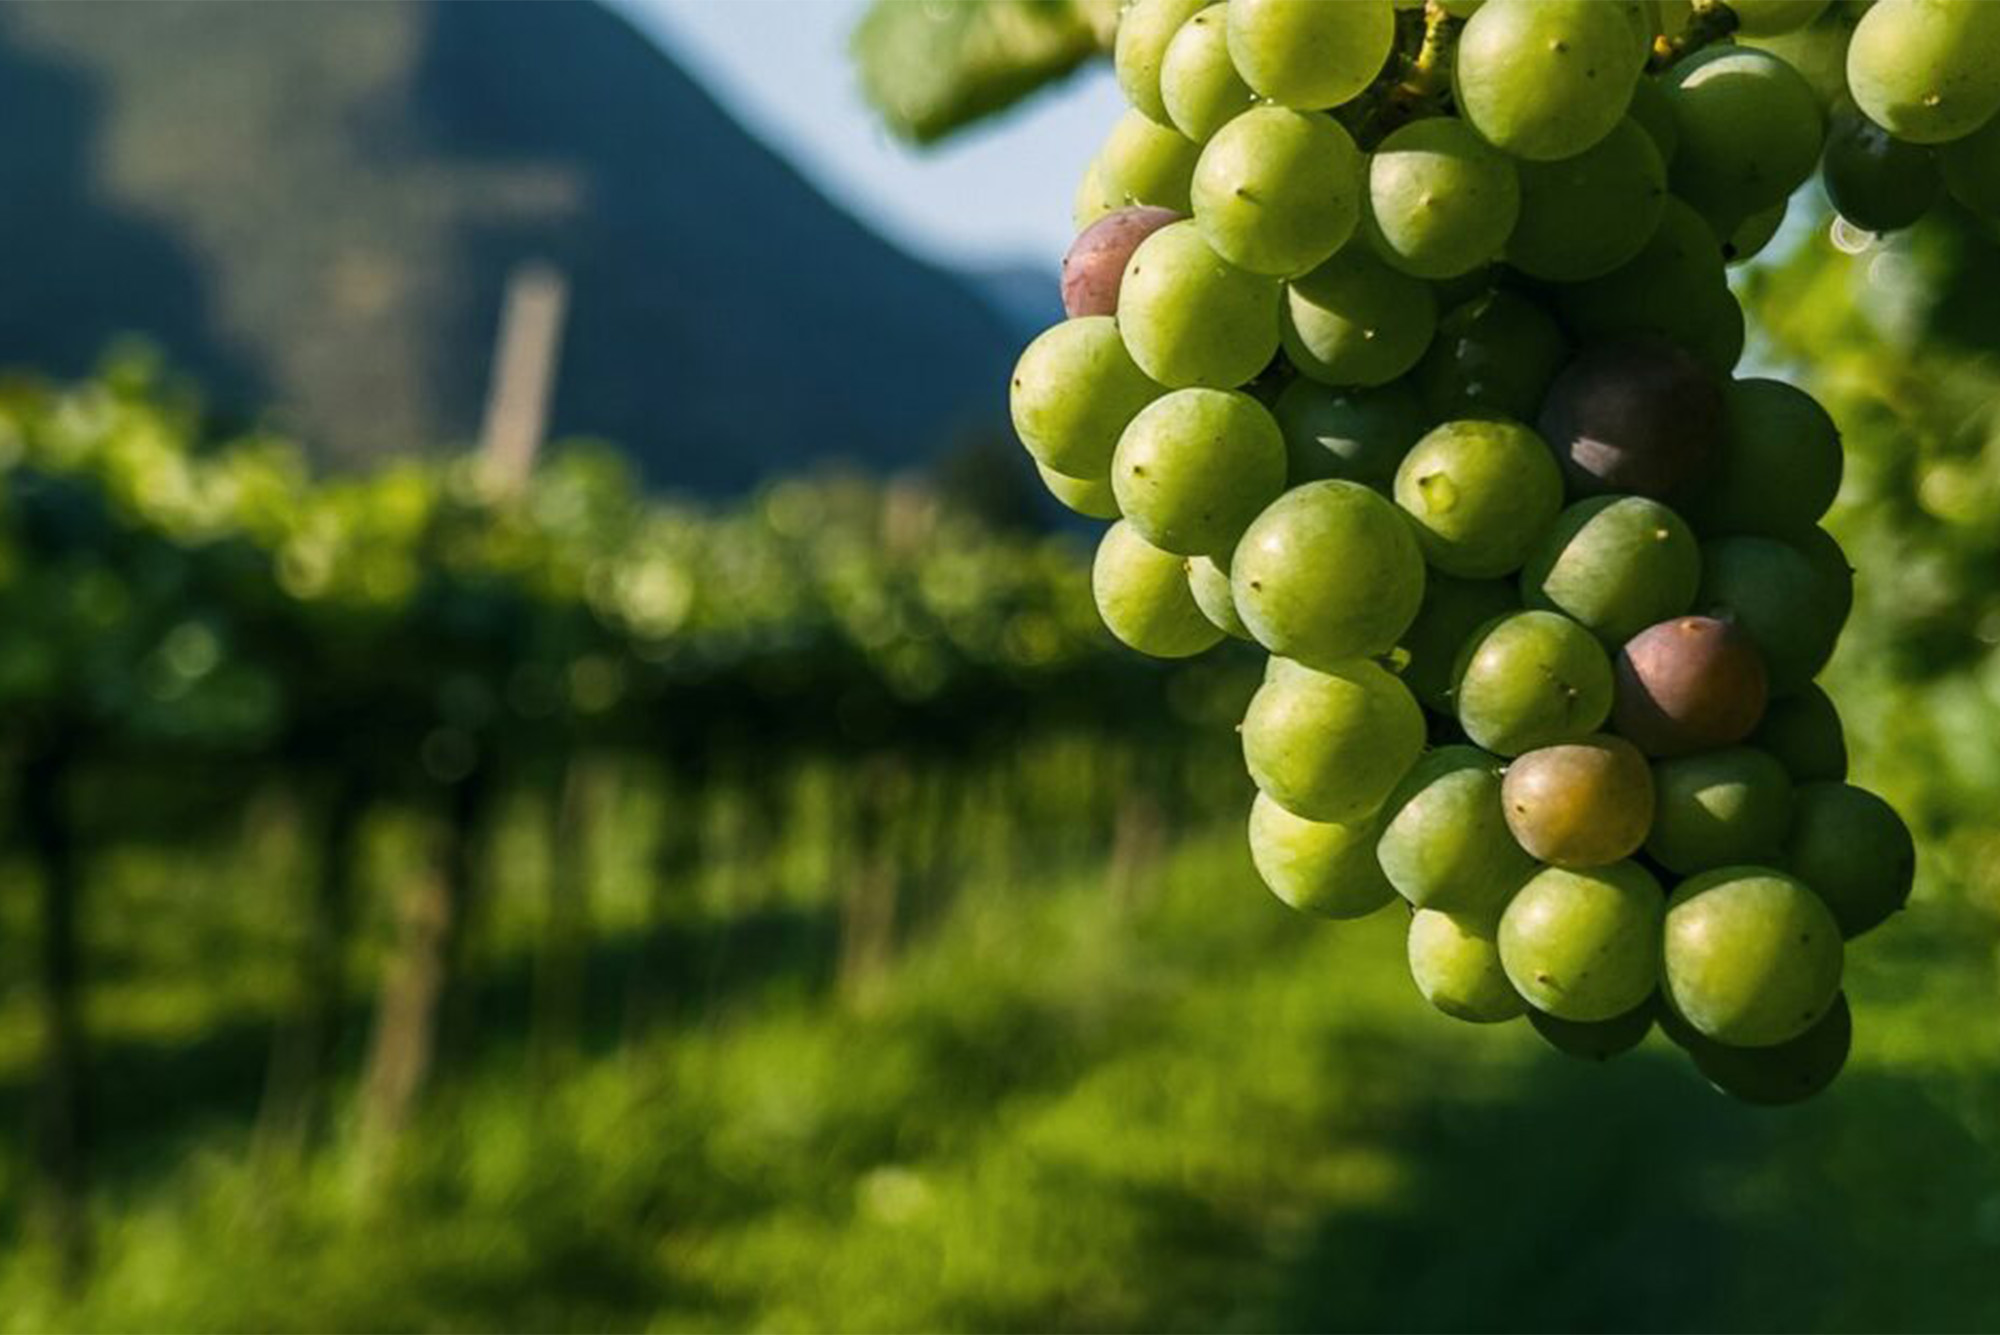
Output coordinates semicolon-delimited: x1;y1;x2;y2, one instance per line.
1647;746;1794;874
1453;0;1645;161
1364;117;1521;279
1752;683;1847;782
1248;790;1399;918
1400;574;1520;712
1500;862;1663;1021
1688;289;1748;377
1394;419;1564;579
1187;551;1251;640
1241;657;1426;822
1280;246;1438;386
1232;479;1427;667
1161;4;1258;142
1557;199;1730;353
1531;997;1655;1060
1938;112;2000;220
1115;0;1214;125
1795;525;1856;626
1112;388;1287;555
1502;734;1656;868
1226;0;1397;110
1118;221;1282;388
1697;535;1847;695
1074;157;1122;232
1064;206;1183;318
1725;200;1789;264
1453;610;1615;756
1010;316;1164;479
1037;462;1120;520
1614;616;1770;756
1408;907;1529;1024
1740;4;1866;110
1416;290;1570;422
1688;992;1850;1105
1521;496;1701;647
1847;0;2000;145
1731;0;1832;35
1100;109;1202;213
1661;46;1825;227
1663;866;1843;1047
1507;118;1668;281
1193;106;1363;276
1784;782;1917;938
1689;378;1844;538
1272;378;1427;487
1822;106;1941;233
1627;72;1681;164
1377;745;1538;914
1092;520;1225;658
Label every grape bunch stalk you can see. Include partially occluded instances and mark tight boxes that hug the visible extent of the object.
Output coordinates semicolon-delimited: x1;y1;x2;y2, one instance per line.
1008;0;1993;1104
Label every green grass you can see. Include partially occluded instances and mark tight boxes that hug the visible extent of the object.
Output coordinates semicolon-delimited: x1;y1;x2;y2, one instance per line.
3;811;1997;1333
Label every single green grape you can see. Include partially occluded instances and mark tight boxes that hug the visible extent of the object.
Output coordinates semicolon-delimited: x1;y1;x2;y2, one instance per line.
1784;782;1917;938
1185;552;1249;641
1663;866;1843;1047
1364;117;1521;279
1689;378;1844;538
1399;574;1519;712
1193;106;1363;277
1272;378;1427;487
1500;861;1663;1022
1453;610;1615;756
1092;520;1224;658
1376;745;1538;915
1009;316;1164;479
1453;0;1645;161
1647;746;1794;875
1751;683;1847;782
1726;200;1789;264
1416;289;1570;422
1232;479;1427;668
1113;388;1287;555
1393;419;1564;579
1557;199;1730;353
1696;535;1848;695
1408;907;1528;1024
1530;1001;1655;1061
1161;4;1258;142
1248;791;1399;918
1847;0;2000;145
1521;496;1700;646
1117;221;1282;389
1099;109;1202;213
1036;462;1120;520
1241;657;1426;823
1822;105;1942;233
1627;73;1681;164
1115;0;1214;125
1687;992;1850;1105
1226;0;1397;110
1507;117;1668;281
1074;157;1122;232
1661;46;1824;229
1938;112;2000;221
1280;246;1437;387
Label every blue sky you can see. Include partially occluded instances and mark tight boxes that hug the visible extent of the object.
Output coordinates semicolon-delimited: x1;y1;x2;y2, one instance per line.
621;0;1122;270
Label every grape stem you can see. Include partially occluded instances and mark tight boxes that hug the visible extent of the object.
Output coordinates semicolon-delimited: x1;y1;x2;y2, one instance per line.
1649;0;1740;71
1365;1;1462;144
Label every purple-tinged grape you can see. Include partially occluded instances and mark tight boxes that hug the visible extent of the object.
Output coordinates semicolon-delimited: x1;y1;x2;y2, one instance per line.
1408;907;1528;1024
1502;734;1655;868
1538;336;1725;499
1248;791;1398;918
1093;520;1224;658
1647;747;1793;875
1062;206;1183;318
1242;657;1426;823
1521;496;1701;648
1232;479;1427;668
1377;745;1538;915
1530;998;1654;1061
1687;992;1851;1105
1500;861;1664;1022
1454;610;1615;757
1663;866;1843;1047
1751;683;1847;782
1272;378;1426;487
1613;616;1769;757
1416;290;1569;422
1784;781;1917;938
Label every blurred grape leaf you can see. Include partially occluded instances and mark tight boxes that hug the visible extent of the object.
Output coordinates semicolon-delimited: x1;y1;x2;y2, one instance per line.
853;0;1119;145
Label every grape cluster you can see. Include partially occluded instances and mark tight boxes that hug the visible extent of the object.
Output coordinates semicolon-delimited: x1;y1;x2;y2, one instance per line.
1008;0;1974;1104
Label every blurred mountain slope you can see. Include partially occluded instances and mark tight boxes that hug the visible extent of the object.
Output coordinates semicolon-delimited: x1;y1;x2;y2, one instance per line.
0;1;1019;490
